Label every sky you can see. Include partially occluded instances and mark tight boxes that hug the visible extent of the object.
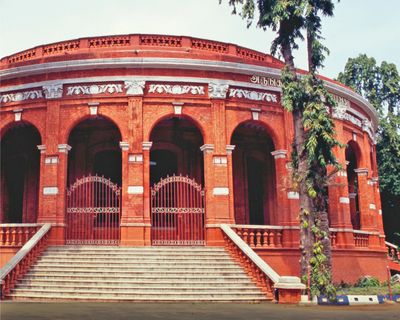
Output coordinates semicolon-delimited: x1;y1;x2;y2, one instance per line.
0;0;399;79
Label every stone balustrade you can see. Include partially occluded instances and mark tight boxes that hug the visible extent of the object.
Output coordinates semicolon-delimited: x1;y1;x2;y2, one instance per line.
0;224;41;247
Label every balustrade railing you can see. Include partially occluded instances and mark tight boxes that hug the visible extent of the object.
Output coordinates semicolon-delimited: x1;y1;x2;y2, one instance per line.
386;241;399;262
0;224;51;299
232;225;283;248
221;224;305;301
0;224;41;247
353;231;370;248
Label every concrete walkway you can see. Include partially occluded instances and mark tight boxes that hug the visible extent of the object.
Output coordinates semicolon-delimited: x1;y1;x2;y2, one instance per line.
1;302;400;320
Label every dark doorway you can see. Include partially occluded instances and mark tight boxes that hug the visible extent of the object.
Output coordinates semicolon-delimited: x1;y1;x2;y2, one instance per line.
231;121;276;225
1;123;41;223
346;142;361;230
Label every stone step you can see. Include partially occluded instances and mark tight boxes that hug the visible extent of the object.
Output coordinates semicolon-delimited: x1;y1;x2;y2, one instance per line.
46;246;226;252
23;274;251;281
41;252;230;258
15;283;260;292
31;265;243;271
11;288;266;297
37;257;234;263
18;279;256;287
9;293;269;302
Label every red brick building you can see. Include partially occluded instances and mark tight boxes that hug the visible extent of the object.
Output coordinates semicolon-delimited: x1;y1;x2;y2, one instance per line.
0;34;389;284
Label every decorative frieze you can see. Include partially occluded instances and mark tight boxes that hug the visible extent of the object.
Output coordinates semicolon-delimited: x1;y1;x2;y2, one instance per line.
148;84;205;95
208;82;229;99
125;80;145;95
0;90;42;103
250;75;282;88
43;84;63;99
66;84;123;95
229;88;278;103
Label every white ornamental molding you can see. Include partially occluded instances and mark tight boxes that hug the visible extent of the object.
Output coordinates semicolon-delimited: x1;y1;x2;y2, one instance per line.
200;144;214;154
271;150;288;160
13;109;23;121
208;82;229;99
0;90;42;103
43;84;63;99
88;102;99;115
67;84;123;95
119;141;129;151
229;88;278;103
142;141;153;151
58;144;72;154
332;103;347;120
148;84;205;95
124;80;145;95
37;145;46;154
226;145;235;155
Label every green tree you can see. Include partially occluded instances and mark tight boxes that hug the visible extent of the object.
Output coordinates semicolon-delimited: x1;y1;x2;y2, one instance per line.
338;55;400;243
223;0;339;298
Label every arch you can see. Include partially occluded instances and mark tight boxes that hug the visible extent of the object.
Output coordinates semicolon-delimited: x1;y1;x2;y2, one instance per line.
61;112;125;145
228;118;282;151
346;140;363;168
1;119;43;142
1;122;42;223
230;121;276;225
146;112;207;144
67;116;122;186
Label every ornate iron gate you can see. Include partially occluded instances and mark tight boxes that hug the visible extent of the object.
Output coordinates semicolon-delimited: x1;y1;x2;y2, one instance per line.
66;175;121;245
151;175;205;245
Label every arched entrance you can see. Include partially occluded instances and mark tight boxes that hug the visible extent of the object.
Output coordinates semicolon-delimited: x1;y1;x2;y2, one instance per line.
149;116;205;245
346;142;361;230
1;123;41;223
66;117;122;244
231;121;276;225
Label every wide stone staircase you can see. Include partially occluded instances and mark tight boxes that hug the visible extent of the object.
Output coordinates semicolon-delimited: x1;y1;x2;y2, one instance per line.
7;246;270;302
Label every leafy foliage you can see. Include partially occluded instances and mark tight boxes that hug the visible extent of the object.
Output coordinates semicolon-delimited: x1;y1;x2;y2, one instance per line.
337;55;400;196
355;276;381;288
223;0;340;299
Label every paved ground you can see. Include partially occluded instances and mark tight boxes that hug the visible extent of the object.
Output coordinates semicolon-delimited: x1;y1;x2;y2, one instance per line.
1;302;400;320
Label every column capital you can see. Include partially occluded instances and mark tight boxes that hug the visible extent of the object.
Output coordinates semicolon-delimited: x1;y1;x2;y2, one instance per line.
43;84;63;99
142;141;153;151
271;149;288;159
58;144;71;154
226;145;235;155
200;144;214;154
124;80;145;96
37;144;46;153
208;82;229;99
354;168;368;176
119;141;130;151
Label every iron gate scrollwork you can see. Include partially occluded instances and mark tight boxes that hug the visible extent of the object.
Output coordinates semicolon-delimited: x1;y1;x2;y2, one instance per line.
151;174;205;245
66;175;121;245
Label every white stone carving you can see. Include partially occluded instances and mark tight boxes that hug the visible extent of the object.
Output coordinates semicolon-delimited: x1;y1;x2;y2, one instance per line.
369;203;376;210
251;108;261;120
127;186;144;194
271;150;287;159
128;154;143;163
226;145;235;155
287;191;299;200
43;84;63;99
45;156;59;164
332;103;347;120
119;141;129;151
173;102;184;115
229;88;278;103
148;84;205;95
43;187;59;195
13;109;23;121
58;144;72;154
37;145;46;154
339;197;350;204
88;102;99;115
213;187;229;196
200;144;214;154
208;82;229;99
354;168;368;176
67;84;122;95
0;90;42;103
124;80;145;95
213;156;227;166
142;141;153;151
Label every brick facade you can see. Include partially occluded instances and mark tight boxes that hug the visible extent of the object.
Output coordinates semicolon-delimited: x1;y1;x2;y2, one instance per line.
0;34;387;283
